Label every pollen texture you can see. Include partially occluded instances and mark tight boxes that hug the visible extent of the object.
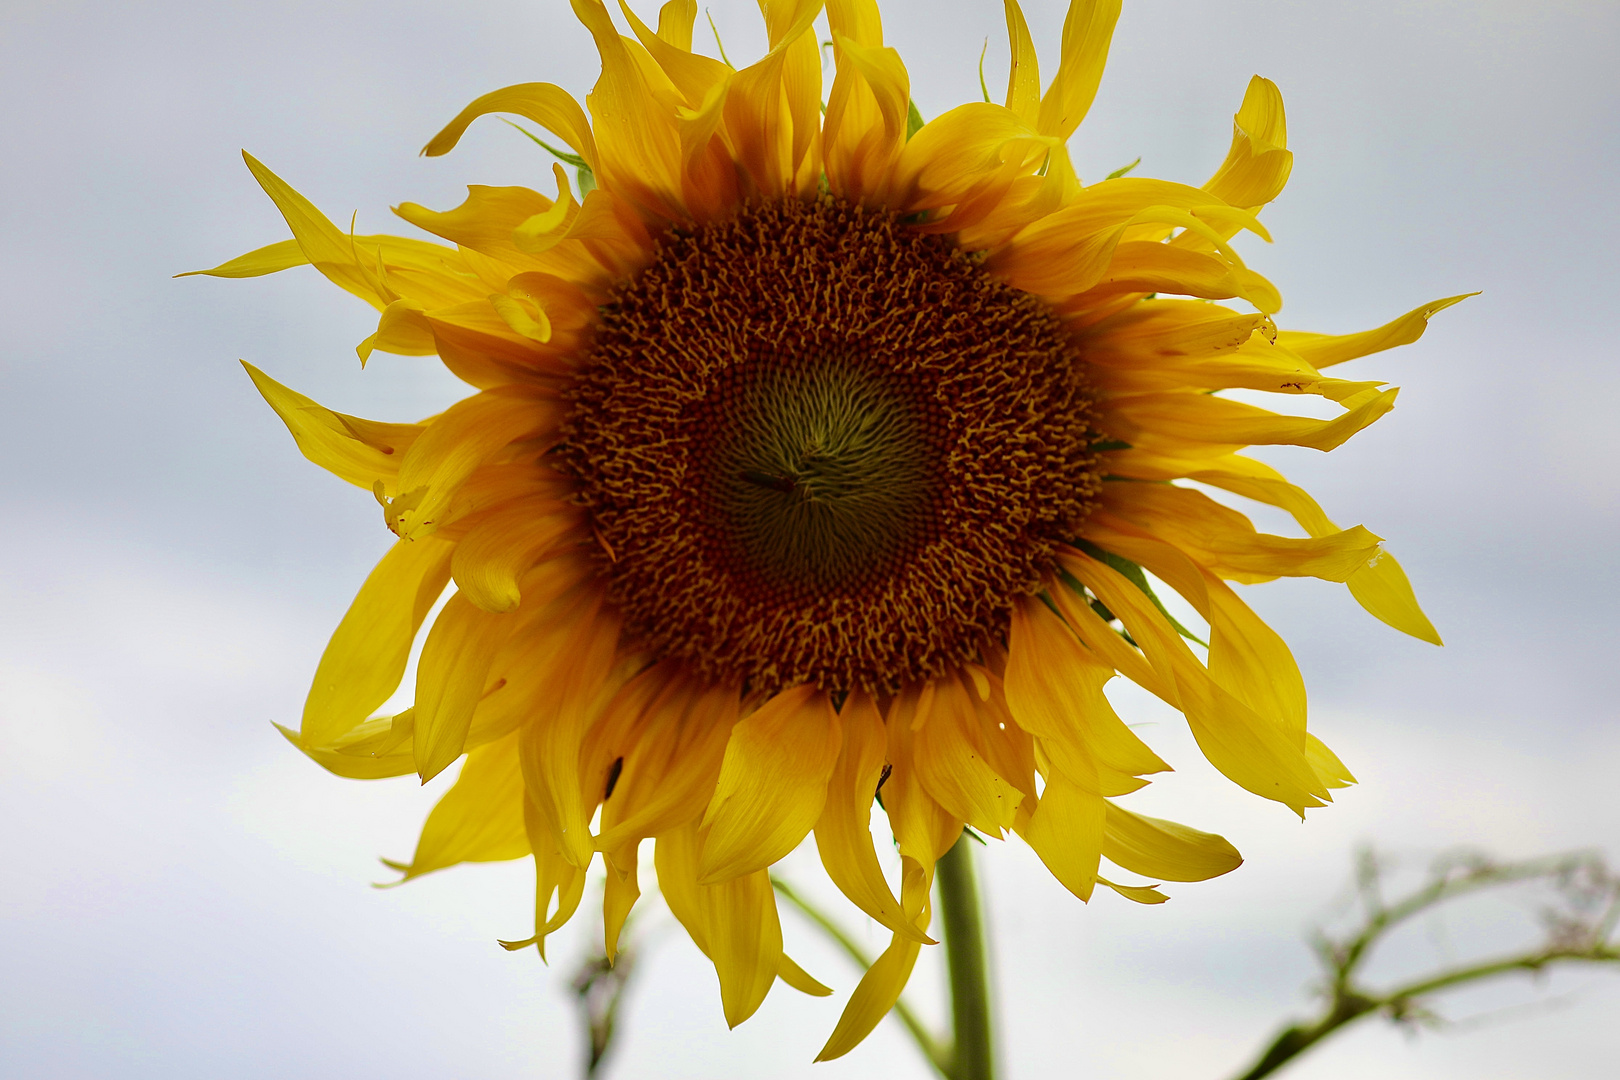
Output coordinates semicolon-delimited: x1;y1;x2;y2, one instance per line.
562;196;1100;693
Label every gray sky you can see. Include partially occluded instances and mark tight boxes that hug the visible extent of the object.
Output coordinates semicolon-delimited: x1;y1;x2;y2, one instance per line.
2;1;1617;1077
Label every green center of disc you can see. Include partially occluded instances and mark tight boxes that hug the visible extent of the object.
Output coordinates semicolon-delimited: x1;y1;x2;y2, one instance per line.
705;357;942;592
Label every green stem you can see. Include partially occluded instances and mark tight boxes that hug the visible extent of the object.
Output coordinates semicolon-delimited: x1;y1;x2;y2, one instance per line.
937;834;995;1080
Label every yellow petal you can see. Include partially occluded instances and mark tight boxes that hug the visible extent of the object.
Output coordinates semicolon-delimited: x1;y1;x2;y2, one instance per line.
1102;801;1242;881
1102;387;1397;454
389;384;563;539
1005;595;1171;777
1096;875;1169;904
412;592;515;782
912;676;1022;836
1305;732;1357;789
421;82;598;169
1001;0;1041;125
814;691;934;944
1020;769;1105;900
814;928;924;1061
776;952;834;997
1203;76;1293;210
655;823;784;1027
275;716;417;779
603;843;641;960
883;689;964;894
700;684;842;883
385;730;529;881
450;497;583;613
1034;0;1121;142
242;363;421;494
1062;549;1329;814
823;0;909;201
501;798;588;960
570;0;683;218
518;594;625;868
177;238;307;279
1280;294;1474;369
1346;547;1443;644
596;679;740;850
300;538;454;748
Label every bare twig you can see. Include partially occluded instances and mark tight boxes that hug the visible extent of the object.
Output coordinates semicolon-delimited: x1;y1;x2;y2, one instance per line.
1230;848;1620;1080
570;923;639;1079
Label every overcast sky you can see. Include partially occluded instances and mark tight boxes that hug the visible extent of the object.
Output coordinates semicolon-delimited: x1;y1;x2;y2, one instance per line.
3;1;1617;1078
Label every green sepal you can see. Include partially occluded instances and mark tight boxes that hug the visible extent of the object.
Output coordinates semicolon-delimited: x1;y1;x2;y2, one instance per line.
503;119;596;198
906;100;926;141
1105;157;1142;180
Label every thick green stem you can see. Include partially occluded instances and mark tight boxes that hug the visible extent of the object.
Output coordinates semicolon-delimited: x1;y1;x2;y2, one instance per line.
937;834;995;1080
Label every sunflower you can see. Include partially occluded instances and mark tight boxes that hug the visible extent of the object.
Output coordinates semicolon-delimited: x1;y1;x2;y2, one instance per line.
195;0;1460;1059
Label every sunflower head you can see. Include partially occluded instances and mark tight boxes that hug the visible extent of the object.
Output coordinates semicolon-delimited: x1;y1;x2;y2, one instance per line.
196;0;1462;1058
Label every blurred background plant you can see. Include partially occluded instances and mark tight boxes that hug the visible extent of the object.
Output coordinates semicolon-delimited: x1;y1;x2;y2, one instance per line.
566;843;1620;1079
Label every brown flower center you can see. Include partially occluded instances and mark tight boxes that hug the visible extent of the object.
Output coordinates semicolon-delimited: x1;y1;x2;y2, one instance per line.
561;196;1099;694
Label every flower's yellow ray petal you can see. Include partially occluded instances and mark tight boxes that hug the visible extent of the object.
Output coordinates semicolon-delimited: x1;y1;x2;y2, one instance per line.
700;684;842;883
519;593;626;868
893;102;1054;211
1068;240;1282;314
178;238;307;279
1062;549;1330;814
913;675;1023;837
242;363;422;494
1305;732;1357;789
1102;801;1242;882
656;0;696;48
1101;386;1396;455
421;82;598;169
580;659;683;814
275;717;418;779
1034;0;1121;143
387;384;563;540
1204;76;1293;210
1096;876;1169;904
394;185;614;289
412;592;515;782
1105;451;1442;644
1005;595;1171;777
1096;486;1383;584
500;798;589;960
602;841;641;960
989;179;1266;301
706;872;785;1025
240;152;381;303
450;497;584;613
619;0;730;106
883;691;963;919
299;537;454;748
1204;573;1307;733
1001;0;1041;125
1280;293;1475;369
823;0;909;201
570;0;684;219
597;680;740;849
386;730;529;881
1020;769;1105;901
1046;576;1172;704
813;691;933;943
814;923;924;1061
776;953;834;997
656;823;786;1027
1345;549;1443;644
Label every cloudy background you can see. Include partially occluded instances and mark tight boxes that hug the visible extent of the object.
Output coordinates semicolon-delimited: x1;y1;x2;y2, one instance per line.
2;0;1616;1077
